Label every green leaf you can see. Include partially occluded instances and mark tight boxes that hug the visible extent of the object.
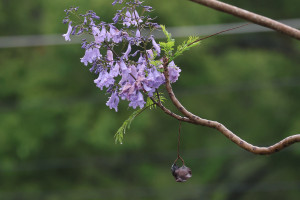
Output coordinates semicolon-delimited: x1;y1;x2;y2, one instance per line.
114;92;167;144
161;25;172;42
171;36;201;61
114;108;145;144
160;25;175;58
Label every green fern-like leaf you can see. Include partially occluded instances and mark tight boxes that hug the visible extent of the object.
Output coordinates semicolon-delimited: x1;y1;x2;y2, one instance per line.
114;92;167;144
161;25;172;42
160;25;175;58
171;36;201;61
146;97;156;109
115;109;145;144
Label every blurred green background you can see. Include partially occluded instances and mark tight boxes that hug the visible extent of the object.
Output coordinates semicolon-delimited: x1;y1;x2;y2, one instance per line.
1;0;300;199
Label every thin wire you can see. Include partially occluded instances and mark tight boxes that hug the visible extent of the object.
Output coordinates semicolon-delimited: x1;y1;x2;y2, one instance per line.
187;23;250;47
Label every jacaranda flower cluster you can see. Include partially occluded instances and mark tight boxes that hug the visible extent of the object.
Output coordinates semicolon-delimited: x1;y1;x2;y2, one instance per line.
63;0;181;112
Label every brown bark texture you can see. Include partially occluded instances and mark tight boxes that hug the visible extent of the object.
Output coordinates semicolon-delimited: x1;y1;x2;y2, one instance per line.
190;0;300;40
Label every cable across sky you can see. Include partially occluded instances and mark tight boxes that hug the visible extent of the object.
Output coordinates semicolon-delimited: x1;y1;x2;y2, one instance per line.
0;18;300;48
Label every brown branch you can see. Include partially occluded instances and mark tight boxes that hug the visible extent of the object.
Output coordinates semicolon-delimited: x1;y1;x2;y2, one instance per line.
162;58;300;155
190;0;300;40
149;96;195;124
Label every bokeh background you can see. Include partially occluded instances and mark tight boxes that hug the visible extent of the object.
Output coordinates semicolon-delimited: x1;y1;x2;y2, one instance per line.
1;0;300;199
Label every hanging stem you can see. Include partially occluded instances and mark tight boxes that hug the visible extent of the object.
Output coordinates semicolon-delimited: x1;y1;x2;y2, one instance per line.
174;121;185;165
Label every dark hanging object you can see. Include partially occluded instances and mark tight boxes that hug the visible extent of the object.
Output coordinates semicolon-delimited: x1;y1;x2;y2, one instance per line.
171;163;192;182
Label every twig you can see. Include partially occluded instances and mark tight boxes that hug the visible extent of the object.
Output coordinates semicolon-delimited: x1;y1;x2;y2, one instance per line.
162;58;300;155
189;0;300;40
149;96;194;123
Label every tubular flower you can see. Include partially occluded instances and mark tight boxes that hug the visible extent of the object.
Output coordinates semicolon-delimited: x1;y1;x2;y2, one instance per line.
62;22;72;41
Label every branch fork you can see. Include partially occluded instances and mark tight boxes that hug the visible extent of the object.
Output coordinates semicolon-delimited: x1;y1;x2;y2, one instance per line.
160;57;300;155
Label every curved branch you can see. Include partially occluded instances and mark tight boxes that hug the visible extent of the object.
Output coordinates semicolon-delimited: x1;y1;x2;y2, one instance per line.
162;58;300;155
190;0;300;40
149;97;195;123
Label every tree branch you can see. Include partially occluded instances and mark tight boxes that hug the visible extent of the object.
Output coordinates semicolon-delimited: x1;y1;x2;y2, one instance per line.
149;96;195;123
189;0;300;40
162;58;300;155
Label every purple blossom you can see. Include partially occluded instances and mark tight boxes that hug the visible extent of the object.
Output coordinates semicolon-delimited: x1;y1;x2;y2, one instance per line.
92;25;106;44
137;63;146;74
81;48;101;66
112;0;123;5
123;43;132;60
135;29;141;45
119;60;130;75
107;50;114;66
131;50;140;57
110;62;120;77
63;22;72;41
113;13;120;23
94;70;115;90
146;67;165;89
109;25;122;43
106;91;120;112
120;82;135;100
136;29;140;38
168;61;181;83
151;37;160;56
143;6;153;12
63;0;178;112
131;10;143;26
123;11;132;27
146;49;154;60
128;91;145;109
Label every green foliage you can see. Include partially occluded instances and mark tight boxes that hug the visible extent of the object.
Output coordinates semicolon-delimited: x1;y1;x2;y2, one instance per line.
160;25;201;62
2;0;300;199
146;92;167;109
171;36;201;61
114;108;146;144
115;92;166;144
159;25;175;58
161;25;172;42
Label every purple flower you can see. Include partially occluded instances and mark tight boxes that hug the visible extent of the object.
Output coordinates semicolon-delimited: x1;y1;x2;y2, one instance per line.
119;60;130;75
137;54;146;65
129;65;137;79
137;63;146;74
131;10;142;26
135;29;141;45
94;70;115;90
113;13;120;23
109;25;122;43
120;82;135;99
112;0;123;5
128;91;145;109
92;25;106;44
123;11;132;27
107;50;114;66
168;61;181;83
106;91;120;112
136;29;141;38
143;6;153;12
123;43;132;60
151;37;160;56
110;62;120;77
63;22;72;41
146;49;154;60
81;48;101;66
146;67;165;89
